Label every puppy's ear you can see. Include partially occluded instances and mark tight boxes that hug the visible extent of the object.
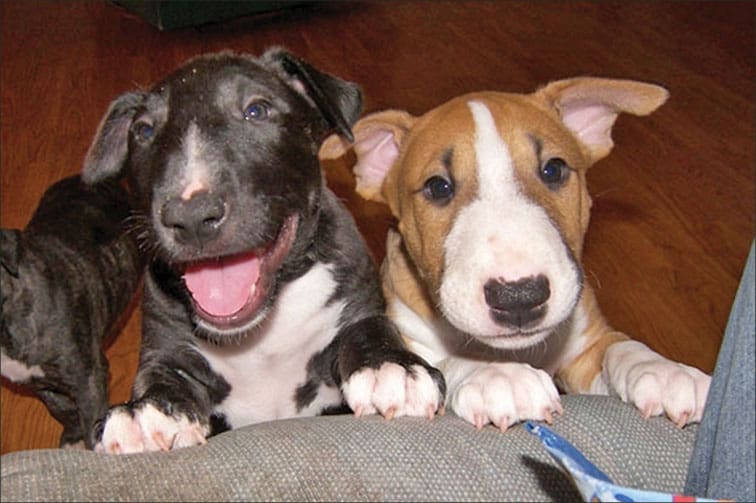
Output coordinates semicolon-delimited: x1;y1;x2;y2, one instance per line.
0;229;22;278
82;92;145;184
262;47;362;142
536;77;669;163
320;110;416;204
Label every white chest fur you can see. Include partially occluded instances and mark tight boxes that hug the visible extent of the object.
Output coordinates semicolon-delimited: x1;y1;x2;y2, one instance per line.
196;262;345;428
1;350;45;383
394;294;586;376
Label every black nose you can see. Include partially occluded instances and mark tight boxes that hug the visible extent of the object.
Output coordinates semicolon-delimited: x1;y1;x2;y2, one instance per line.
160;191;226;247
484;275;550;328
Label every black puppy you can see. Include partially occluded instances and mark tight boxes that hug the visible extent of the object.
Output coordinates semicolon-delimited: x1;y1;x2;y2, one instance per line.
82;48;445;454
1;175;143;448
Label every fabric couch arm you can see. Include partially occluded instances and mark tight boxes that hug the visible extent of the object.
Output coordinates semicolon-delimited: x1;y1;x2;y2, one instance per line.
1;395;697;502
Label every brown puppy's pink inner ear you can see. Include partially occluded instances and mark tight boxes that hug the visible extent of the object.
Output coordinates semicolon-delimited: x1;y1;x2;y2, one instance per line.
319;127;400;204
324;109;416;204
537;77;669;163
352;127;401;202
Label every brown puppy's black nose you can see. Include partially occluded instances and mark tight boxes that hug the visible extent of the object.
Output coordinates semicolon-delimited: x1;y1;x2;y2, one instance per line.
161;191;226;247
484;275;550;328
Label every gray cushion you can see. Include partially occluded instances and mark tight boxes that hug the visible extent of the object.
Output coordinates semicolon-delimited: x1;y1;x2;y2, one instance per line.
1;395;697;502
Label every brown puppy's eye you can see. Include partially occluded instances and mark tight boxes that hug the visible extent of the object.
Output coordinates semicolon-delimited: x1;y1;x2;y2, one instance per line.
539;157;570;189
423;175;455;206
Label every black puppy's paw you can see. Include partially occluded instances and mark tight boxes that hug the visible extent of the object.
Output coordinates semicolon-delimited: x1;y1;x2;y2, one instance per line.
342;360;446;420
93;400;209;454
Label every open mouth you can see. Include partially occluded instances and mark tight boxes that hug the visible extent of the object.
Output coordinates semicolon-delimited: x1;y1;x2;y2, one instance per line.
181;215;298;331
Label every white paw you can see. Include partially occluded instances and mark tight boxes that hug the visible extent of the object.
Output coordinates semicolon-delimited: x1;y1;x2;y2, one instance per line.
604;340;711;427
342;362;442;419
450;362;563;431
94;403;210;454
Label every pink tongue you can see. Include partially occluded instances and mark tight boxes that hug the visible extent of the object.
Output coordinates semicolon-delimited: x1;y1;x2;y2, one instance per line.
183;252;261;317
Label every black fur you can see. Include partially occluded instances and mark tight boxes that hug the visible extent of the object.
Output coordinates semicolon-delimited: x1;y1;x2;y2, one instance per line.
0;176;143;448
82;48;444;450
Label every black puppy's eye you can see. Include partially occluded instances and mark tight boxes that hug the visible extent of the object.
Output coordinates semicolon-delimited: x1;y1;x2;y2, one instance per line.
539;157;570;188
132;121;154;142
243;100;271;121
423;176;455;205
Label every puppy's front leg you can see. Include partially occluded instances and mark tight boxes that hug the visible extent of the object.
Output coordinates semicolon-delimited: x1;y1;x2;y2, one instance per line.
92;348;224;454
36;389;87;449
442;358;563;431
94;400;209;454
555;288;710;427
602;340;711;427
338;316;446;419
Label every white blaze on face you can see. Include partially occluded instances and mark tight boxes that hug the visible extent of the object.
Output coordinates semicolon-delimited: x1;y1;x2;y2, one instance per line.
438;100;580;348
180;123;211;200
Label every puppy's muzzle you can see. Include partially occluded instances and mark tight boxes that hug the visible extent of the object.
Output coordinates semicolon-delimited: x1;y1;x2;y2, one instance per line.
161;191;227;248
484;275;550;328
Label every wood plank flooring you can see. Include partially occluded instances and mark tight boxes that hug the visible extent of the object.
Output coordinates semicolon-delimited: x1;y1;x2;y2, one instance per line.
1;0;753;453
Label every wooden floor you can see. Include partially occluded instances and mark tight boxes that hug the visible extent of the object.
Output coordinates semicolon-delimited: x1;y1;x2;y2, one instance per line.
1;1;753;454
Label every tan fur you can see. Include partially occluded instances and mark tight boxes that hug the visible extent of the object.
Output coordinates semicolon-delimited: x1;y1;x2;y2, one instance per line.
382;229;436;323
468;93;593;260
534;77;670;161
555;284;629;393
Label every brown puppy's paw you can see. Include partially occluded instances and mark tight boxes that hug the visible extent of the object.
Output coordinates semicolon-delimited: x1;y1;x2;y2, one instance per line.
604;340;711;427
450;362;563;431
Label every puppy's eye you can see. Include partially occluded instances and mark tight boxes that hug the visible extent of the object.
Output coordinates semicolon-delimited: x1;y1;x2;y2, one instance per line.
243;100;271;121
132;121;154;142
423;175;455;205
539;157;569;188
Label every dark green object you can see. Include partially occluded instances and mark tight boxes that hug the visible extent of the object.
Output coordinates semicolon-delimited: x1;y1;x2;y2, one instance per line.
113;1;309;30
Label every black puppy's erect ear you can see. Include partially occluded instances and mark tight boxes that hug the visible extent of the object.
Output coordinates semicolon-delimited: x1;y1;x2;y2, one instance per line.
262;47;363;142
0;229;22;277
82;92;145;185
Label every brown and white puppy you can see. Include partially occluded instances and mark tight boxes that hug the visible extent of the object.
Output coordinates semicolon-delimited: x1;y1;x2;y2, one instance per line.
321;77;711;431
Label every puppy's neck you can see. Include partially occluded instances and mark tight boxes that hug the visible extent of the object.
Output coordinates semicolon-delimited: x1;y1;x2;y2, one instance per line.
382;229;436;323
